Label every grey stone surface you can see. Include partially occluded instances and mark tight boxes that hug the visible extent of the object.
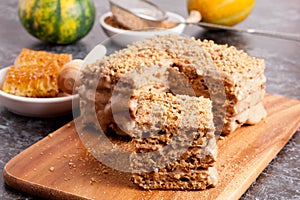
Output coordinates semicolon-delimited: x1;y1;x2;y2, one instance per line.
0;0;299;199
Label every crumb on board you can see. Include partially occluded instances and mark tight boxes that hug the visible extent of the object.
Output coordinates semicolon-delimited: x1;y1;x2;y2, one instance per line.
49;166;55;172
90;177;97;185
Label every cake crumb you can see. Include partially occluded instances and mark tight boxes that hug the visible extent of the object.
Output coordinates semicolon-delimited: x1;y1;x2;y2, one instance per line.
69;162;77;169
49;166;55;172
90;177;96;185
219;136;225;140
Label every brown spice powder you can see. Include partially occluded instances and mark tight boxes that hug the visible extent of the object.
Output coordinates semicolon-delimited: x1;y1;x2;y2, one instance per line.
104;16;177;30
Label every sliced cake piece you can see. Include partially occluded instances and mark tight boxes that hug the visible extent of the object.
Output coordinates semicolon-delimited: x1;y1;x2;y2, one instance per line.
129;92;217;190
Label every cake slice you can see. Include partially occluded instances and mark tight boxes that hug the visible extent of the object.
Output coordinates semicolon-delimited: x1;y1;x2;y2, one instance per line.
129;92;217;190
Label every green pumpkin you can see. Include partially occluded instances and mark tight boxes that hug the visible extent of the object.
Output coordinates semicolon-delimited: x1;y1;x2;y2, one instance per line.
18;0;95;44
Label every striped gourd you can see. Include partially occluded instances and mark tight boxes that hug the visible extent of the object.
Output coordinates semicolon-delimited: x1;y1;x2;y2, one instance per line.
187;0;255;26
18;0;95;44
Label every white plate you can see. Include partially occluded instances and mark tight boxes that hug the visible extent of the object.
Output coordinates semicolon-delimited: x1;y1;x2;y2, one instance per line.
0;67;79;117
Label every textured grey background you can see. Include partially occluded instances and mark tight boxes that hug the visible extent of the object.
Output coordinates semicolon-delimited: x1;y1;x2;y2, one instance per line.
0;0;299;199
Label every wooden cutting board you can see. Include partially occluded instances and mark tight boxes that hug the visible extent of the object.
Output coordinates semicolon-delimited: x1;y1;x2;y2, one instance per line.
3;94;300;200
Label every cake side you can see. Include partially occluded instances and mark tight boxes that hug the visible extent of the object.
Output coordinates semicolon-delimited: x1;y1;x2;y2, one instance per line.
132;166;218;190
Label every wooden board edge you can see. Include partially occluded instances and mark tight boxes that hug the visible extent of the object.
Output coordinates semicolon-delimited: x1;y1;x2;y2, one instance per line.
2;121;87;200
220;123;300;200
3;165;86;200
218;96;300;200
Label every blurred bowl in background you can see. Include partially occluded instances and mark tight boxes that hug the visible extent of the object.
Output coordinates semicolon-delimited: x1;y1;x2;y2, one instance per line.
99;11;186;47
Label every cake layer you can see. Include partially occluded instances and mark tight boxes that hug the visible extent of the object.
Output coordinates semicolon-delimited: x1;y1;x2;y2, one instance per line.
170;60;266;103
113;92;214;139
132;166;217;190
226;89;266;116
130;137;217;170
223;102;267;134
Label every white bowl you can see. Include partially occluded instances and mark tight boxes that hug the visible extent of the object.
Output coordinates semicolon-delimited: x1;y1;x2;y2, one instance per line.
0;67;79;117
99;11;186;47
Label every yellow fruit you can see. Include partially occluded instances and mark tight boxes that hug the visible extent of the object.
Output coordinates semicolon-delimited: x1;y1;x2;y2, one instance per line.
187;0;255;26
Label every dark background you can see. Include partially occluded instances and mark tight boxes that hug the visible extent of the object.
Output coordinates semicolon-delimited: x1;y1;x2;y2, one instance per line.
0;0;299;199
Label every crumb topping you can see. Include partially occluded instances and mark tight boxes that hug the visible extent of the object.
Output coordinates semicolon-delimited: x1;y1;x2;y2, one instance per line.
197;39;265;74
84;34;265;82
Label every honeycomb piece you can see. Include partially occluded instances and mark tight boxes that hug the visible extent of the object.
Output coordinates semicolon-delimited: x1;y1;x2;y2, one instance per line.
2;49;71;97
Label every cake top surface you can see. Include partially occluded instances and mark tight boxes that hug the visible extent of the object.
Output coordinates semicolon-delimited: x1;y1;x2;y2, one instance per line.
85;34;212;79
84;34;265;81
133;92;214;133
197;39;265;75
